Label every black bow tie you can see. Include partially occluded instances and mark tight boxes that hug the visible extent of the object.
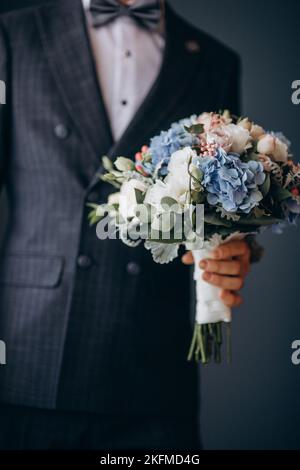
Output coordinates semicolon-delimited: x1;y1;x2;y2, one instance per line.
89;0;162;31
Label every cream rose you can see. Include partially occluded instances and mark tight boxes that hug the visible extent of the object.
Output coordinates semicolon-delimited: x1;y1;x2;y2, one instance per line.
250;124;265;140
224;123;252;154
257;134;288;163
237;118;252;131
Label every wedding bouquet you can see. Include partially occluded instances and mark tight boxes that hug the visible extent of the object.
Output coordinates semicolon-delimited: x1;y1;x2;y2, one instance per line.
89;111;300;364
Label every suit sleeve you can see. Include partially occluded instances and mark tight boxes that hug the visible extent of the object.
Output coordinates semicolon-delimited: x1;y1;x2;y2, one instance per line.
0;18;9;195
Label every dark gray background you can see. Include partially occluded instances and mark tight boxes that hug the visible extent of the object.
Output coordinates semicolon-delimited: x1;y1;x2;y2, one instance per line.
0;0;299;450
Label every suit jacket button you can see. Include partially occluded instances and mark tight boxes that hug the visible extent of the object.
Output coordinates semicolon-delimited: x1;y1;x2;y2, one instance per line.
54;124;69;139
77;255;93;269
126;261;140;276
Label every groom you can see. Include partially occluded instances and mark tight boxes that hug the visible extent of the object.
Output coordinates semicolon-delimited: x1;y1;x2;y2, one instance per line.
0;0;255;450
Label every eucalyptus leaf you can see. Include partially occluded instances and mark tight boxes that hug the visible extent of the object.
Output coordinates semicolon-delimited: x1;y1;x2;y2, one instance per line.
189;166;203;182
260;174;271;197
160;196;178;207
145;241;179;264
191;191;206;204
272;186;293;202
184;123;204;135
100;174;122;189
134;188;145;204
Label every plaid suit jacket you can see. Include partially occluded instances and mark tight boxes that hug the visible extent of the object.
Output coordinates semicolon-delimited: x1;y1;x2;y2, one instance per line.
0;0;240;414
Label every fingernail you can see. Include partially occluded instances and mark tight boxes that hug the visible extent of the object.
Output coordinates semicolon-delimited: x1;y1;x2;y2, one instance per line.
212;250;220;259
199;260;207;269
203;272;211;281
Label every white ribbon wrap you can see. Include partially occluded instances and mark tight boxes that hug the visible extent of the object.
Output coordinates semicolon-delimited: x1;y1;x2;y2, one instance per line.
190;232;247;325
192;246;231;325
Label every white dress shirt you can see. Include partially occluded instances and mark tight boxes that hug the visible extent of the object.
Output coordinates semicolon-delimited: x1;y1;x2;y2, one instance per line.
82;0;165;141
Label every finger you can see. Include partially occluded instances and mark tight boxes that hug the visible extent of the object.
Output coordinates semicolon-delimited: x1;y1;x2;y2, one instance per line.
200;259;242;276
182;251;194;265
241;259;251;277
202;272;244;290
211;241;250;260
220;289;243;308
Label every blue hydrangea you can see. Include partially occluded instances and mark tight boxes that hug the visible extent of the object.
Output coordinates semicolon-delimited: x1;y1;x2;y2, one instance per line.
195;148;266;214
148;116;200;175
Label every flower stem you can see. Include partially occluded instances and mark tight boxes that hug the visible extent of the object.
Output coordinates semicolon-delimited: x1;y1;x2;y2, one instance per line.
188;321;228;364
187;324;198;362
226;323;232;364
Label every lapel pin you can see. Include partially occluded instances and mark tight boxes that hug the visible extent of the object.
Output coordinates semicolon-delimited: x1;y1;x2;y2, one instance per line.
185;40;200;53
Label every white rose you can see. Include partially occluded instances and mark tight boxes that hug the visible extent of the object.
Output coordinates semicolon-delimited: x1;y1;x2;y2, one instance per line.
225;123;252;154
119;179;148;220
144;147;195;209
165;147;195;201
144;180;171;207
257;134;288;163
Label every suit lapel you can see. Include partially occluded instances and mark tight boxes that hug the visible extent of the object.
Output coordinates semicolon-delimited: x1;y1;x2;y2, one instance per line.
36;0;114;176
36;0;206;191
88;3;205;190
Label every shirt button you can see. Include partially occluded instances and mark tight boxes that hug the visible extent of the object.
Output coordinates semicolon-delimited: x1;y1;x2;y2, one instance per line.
126;261;140;276
125;50;131;57
77;255;93;269
121;99;128;106
54;124;69;139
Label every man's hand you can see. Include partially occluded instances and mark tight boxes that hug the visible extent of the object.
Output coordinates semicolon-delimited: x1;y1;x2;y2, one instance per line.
182;240;251;308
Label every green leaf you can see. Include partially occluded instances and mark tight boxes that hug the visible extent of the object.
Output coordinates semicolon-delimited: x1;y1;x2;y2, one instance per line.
238;215;282;226
191;191;206;204
272;186;293;202
87;207;104;226
134;188;145;204
114;157;135;172
160;196;178;207
100;173;122;189
260;174;271;197
204;212;232;227
102;156;113;172
241;150;259;163
253;207;268;218
86;203;99;210
189;166;203;182
184;123;204;135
